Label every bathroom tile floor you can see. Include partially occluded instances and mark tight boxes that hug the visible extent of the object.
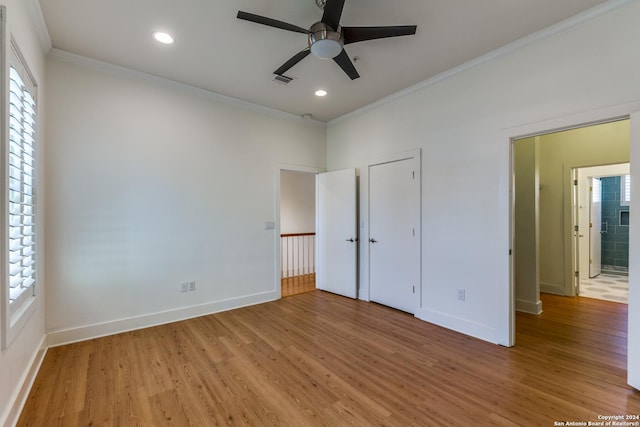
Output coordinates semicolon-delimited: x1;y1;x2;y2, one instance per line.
579;273;628;304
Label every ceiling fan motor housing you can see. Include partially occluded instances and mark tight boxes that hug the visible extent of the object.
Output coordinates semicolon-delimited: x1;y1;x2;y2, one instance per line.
308;22;344;59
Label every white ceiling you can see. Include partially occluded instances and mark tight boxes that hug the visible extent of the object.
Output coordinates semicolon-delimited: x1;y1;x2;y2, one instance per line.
39;0;607;122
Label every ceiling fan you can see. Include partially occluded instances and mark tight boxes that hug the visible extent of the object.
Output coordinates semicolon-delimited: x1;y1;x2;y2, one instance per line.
237;0;417;80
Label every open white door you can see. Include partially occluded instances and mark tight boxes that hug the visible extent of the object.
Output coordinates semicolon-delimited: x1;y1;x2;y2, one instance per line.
369;158;420;314
628;110;640;391
316;169;358;299
589;177;602;278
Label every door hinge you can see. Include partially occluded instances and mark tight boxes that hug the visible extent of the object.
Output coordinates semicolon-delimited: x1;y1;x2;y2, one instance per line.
509;249;512;255
412;285;415;294
574;225;579;232
575;271;579;278
412;171;415;179
589;259;592;264
574;179;578;186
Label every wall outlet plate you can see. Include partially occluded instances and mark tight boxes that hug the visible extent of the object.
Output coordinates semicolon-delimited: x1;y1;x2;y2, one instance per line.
181;282;188;293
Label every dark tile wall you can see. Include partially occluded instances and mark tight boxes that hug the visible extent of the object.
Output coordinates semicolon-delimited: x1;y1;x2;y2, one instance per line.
600;176;629;268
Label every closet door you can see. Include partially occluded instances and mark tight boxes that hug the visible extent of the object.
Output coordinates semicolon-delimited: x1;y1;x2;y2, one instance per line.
369;157;420;313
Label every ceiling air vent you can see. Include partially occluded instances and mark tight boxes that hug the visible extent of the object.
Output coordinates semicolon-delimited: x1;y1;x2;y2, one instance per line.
272;74;294;85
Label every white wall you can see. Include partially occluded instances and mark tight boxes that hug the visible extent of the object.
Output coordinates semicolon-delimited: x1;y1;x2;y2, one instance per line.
326;0;640;375
0;2;47;426
44;54;325;344
514;137;540;314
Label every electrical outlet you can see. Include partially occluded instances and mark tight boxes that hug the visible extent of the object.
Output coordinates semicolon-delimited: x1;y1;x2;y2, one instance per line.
181;282;188;293
457;289;466;301
188;281;196;291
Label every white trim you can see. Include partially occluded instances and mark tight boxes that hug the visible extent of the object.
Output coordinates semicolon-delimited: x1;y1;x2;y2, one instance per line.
415;307;500;345
329;0;633;126
26;0;52;53
515;299;543;315
0;334;47;427
47;291;278;347
628;110;640;391
48;49;327;128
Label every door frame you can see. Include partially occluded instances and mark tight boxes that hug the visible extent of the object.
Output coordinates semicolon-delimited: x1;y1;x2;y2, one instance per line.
275;164;324;299
575;164;630;283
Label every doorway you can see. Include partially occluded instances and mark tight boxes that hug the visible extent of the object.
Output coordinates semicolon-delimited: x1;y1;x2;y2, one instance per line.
512;118;630;329
279;170;317;297
575;164;630;304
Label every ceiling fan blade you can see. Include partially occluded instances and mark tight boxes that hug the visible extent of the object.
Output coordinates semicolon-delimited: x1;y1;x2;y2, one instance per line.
333;49;359;80
274;48;311;75
237;11;310;34
321;0;346;31
342;25;417;45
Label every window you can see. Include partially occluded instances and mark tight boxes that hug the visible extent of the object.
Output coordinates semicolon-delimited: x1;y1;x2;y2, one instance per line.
2;8;39;348
7;62;37;314
621;174;630;206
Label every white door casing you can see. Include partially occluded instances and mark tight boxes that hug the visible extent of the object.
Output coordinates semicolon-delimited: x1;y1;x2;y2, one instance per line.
316;169;358;299
369;157;420;314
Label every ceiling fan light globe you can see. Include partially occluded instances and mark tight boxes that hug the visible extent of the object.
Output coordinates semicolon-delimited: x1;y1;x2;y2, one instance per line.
310;39;343;59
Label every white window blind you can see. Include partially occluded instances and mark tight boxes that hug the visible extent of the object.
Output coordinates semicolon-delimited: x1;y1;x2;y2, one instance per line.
621;174;631;206
7;60;37;314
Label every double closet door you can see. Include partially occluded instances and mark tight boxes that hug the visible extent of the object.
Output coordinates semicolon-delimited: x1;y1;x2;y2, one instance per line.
316;152;420;315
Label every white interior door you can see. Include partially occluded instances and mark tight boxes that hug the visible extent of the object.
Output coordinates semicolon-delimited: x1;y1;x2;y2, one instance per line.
369;158;420;314
589;177;602;278
316;169;357;298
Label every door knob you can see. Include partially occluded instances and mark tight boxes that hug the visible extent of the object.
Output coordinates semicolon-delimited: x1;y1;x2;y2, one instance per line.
346;238;355;242
369;238;378;243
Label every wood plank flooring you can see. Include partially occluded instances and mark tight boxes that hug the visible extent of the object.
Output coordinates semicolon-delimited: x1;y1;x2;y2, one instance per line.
281;273;316;297
18;292;640;426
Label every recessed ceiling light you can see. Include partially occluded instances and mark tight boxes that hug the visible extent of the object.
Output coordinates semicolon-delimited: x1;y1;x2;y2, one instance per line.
315;89;328;97
153;32;174;44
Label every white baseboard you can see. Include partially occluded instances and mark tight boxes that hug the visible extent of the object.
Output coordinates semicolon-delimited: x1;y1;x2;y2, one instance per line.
415;307;500;345
515;298;543;315
47;291;278;347
1;335;47;427
540;281;565;295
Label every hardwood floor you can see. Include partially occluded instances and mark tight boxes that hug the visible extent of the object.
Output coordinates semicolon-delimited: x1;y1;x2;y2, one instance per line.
18;292;640;426
281;273;316;297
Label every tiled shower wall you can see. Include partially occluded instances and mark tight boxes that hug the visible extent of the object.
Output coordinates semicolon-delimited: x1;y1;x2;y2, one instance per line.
600;176;629;269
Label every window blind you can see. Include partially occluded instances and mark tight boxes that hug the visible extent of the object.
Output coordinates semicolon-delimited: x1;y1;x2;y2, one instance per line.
7;64;36;313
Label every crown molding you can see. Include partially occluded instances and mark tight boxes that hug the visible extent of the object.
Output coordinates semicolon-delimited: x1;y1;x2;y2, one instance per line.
27;0;52;53
329;0;633;126
48;48;326;128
